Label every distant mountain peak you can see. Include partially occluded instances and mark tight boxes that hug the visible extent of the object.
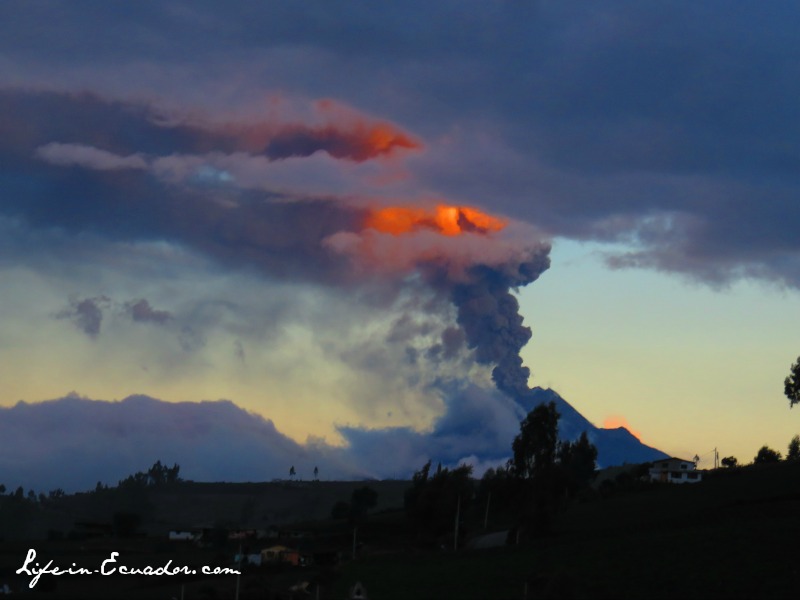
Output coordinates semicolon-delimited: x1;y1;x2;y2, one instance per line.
516;387;668;468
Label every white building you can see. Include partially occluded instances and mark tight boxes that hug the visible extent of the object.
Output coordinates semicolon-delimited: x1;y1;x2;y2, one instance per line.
649;457;703;484
168;530;200;541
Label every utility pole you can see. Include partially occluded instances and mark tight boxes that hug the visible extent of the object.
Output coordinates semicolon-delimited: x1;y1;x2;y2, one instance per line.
234;543;241;600
352;525;357;560
453;494;461;551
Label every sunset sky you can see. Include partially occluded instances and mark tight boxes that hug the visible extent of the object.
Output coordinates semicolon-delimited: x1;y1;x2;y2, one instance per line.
2;2;800;490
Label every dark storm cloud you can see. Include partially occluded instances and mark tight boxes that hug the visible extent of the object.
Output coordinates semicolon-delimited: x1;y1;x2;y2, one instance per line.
4;4;800;285
56;296;110;338
124;299;173;325
394;2;800;288
0;90;219;159
0;1;521;67
0;90;363;283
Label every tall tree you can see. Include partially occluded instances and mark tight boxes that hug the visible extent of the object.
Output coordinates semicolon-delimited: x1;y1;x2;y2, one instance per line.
787;435;800;462
404;461;473;536
558;431;598;494
510;401;559;481
784;356;800;407
509;401;561;538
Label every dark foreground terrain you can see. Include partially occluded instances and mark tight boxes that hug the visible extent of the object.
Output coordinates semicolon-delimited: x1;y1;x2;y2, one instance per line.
335;462;800;599
2;463;800;598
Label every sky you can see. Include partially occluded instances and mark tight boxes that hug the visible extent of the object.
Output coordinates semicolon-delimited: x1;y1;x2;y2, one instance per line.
1;2;800;491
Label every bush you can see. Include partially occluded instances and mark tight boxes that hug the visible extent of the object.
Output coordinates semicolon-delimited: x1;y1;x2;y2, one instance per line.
754;446;782;464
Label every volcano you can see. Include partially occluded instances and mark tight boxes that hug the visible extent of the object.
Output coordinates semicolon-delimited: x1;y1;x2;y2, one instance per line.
518;387;668;467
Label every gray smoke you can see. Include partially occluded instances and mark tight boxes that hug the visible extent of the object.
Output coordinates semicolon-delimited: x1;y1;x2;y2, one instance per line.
446;252;551;399
56;296;110;338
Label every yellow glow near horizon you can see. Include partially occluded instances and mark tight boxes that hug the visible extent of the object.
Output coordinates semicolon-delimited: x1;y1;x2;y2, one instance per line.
520;239;800;467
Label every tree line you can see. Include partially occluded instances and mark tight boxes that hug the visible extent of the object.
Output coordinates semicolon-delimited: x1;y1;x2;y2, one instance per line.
718;357;800;468
403;401;598;544
0;461;181;540
721;434;800;468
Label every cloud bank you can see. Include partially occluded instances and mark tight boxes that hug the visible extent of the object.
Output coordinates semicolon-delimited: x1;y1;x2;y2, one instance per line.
0;392;665;493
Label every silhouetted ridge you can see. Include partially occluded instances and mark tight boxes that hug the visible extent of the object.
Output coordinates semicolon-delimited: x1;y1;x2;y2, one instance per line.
516;387;668;467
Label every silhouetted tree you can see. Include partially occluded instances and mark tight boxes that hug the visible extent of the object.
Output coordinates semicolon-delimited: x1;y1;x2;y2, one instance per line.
785;356;800;407
146;460;180;485
787;435;800;462
404;461;473;537
721;456;738;468
558;431;598;495
314;466;319;480
754;445;782;464
508;402;598;537
118;461;180;489
118;471;148;489
509;402;562;537
351;486;378;518
476;464;522;529
511;402;559;481
289;465;296;479
0;488;37;540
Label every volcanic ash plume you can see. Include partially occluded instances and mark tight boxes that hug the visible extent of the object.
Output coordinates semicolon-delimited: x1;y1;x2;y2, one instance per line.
450;258;549;399
327;203;551;399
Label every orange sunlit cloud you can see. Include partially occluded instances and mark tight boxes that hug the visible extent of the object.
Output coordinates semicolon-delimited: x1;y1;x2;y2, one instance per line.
262;121;420;162
324;202;546;281
240;98;421;162
602;415;642;441
364;204;507;237
190;97;422;163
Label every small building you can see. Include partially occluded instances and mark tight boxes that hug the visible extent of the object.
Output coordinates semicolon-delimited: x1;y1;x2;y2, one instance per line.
261;545;290;563
232;551;262;567
169;530;200;542
73;521;114;538
261;545;302;566
649;457;703;484
228;529;256;541
257;527;280;540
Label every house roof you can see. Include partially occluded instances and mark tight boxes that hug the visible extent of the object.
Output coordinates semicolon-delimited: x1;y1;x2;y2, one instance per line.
262;545;291;552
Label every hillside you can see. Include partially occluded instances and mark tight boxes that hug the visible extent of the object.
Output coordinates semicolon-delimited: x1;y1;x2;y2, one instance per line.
1;480;411;541
333;461;800;599
3;463;800;597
